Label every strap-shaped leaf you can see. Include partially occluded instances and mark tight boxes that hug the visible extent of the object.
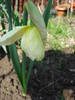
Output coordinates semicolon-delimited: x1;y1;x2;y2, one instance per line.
0;26;30;45
26;1;47;43
5;0;23;88
43;0;52;26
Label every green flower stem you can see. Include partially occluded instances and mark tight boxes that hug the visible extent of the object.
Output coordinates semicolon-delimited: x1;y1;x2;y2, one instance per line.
26;60;34;87
22;51;27;96
21;7;28;96
22;59;34;96
21;8;34;96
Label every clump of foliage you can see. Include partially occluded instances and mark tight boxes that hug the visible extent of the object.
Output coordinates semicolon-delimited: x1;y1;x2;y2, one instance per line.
47;17;75;50
48;18;69;38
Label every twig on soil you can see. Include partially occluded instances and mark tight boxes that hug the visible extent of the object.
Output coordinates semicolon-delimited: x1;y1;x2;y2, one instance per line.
39;78;62;92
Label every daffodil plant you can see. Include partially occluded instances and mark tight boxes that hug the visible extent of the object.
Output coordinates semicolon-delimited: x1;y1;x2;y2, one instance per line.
0;1;46;61
0;0;52;96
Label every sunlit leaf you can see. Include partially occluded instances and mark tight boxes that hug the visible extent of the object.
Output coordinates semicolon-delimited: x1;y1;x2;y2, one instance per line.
43;0;52;26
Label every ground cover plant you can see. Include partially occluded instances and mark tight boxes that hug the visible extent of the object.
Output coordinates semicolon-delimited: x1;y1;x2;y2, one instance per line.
47;17;75;50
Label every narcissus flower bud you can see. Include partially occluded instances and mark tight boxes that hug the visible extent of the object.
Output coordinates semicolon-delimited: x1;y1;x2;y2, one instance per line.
0;1;47;61
21;27;45;61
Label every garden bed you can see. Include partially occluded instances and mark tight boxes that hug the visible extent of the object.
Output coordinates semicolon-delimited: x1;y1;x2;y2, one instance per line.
0;47;75;100
1;0;75;100
0;17;75;100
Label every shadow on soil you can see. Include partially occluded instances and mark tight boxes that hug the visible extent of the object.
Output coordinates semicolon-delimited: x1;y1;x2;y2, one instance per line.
28;50;75;100
0;48;75;100
0;47;6;60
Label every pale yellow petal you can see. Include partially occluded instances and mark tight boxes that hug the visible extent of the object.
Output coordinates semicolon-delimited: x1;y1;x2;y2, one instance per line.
21;27;45;61
0;26;30;45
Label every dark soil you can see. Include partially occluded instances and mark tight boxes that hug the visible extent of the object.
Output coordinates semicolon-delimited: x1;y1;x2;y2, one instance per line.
0;47;75;100
29;49;75;100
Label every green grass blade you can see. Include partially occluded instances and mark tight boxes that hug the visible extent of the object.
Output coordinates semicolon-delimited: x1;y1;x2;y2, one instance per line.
43;0;52;27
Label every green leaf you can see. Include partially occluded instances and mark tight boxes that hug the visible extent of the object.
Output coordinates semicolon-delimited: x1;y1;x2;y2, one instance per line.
5;0;23;87
22;51;27;95
25;1;47;42
0;0;2;4
23;7;28;25
43;0;52;26
9;44;22;86
5;0;12;30
0;26;30;45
